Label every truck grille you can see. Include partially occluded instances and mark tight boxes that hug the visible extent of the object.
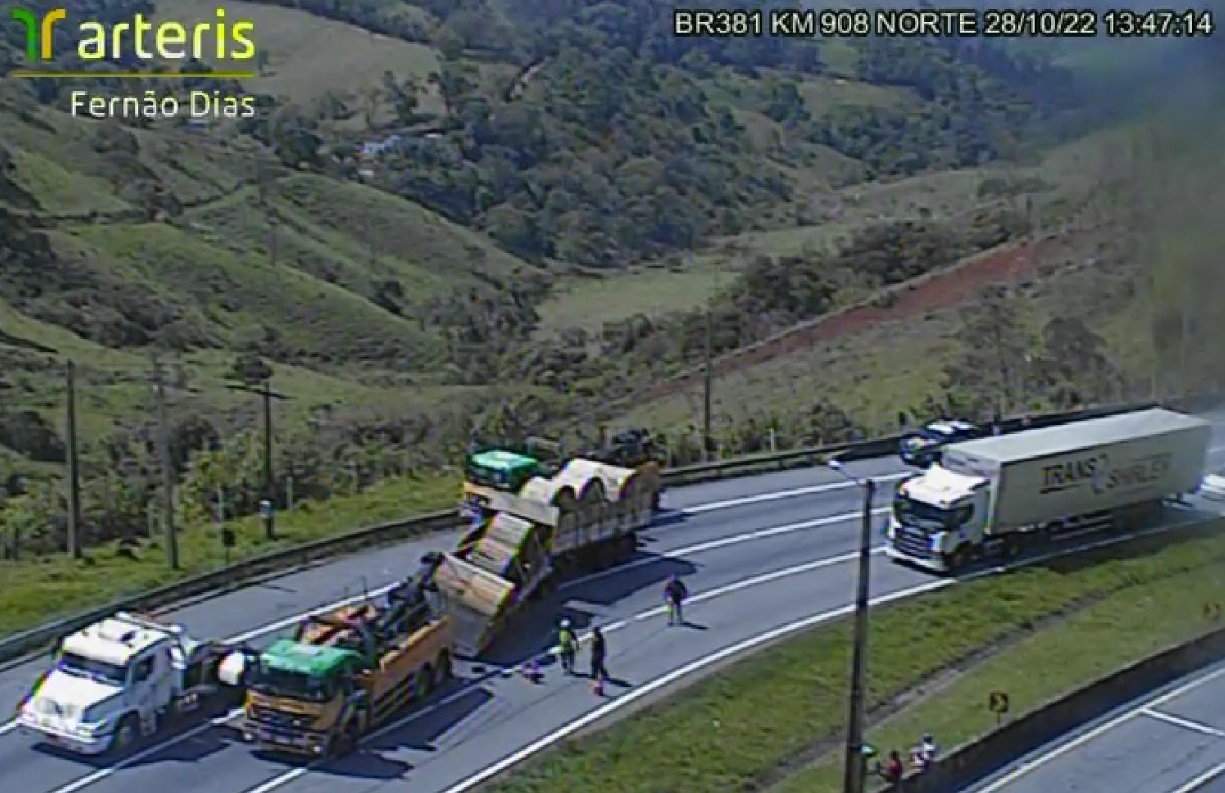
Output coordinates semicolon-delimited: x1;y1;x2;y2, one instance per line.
892;526;936;559
249;705;308;729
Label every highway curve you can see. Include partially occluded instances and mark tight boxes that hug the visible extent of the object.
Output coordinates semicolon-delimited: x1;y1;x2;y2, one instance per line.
966;661;1225;793
0;409;1223;793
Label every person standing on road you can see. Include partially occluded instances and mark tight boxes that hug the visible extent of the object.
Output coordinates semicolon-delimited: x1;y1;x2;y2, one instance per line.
558;618;577;675
663;574;688;625
590;626;609;694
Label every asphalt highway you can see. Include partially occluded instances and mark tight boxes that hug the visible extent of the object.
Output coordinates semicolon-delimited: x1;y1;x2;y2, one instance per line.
2;409;1224;793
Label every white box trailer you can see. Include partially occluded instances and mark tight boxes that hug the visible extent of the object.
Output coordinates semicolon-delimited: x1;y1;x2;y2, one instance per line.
887;408;1210;572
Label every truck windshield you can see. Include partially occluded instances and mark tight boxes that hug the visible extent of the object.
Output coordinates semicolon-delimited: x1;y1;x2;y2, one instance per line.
251;666;336;702
56;652;127;686
893;495;959;532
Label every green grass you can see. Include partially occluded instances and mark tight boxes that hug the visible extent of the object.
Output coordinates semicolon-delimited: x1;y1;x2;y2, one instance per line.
536;264;739;337
484;524;1225;793
155;0;446;117
774;555;1225;792
0;469;462;637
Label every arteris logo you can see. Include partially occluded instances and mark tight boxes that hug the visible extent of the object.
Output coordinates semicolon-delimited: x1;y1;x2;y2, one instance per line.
9;5;256;76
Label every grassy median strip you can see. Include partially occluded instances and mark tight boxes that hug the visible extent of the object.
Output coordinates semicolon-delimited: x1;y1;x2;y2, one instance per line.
0;472;459;638
484;524;1225;793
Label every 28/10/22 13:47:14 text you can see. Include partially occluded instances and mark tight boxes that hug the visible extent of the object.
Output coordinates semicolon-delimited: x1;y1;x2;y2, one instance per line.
672;6;1215;38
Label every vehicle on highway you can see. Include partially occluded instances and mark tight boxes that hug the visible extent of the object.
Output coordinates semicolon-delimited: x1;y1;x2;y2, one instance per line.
898;419;985;467
1199;466;1225;500
236;560;453;757
440;438;663;656
14;611;250;755
887;407;1210;572
462;427;665;518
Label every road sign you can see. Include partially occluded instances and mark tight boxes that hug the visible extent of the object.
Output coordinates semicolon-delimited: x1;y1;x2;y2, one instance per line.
1205;602;1221;621
988;691;1009;715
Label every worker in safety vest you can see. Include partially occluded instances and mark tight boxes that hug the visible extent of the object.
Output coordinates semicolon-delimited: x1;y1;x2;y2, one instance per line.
558;618;577;675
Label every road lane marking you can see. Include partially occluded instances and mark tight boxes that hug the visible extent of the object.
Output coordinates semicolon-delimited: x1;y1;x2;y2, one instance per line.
1171;759;1225;793
1141;708;1225;738
48;544;890;793
237;547;917;793
974;666;1225;792
682;472;910;514
236;517;1210;793
0;496;889;740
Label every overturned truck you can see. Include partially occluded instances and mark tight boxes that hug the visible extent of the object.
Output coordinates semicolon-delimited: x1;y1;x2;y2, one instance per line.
439;452;661;656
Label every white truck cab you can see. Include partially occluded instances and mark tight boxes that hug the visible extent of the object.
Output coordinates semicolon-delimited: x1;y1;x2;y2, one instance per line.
16;612;243;755
888;465;989;571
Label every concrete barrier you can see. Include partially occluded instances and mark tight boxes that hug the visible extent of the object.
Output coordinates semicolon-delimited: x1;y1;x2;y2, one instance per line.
886;518;1225;792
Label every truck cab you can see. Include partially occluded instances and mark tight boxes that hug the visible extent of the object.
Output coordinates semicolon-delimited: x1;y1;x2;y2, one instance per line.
899;420;984;467
240;564;453;757
463;449;542;520
242;640;364;756
16;612;242;755
888;465;990;572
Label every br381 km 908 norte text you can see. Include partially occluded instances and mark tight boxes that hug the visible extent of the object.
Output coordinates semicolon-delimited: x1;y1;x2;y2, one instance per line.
673;7;1215;38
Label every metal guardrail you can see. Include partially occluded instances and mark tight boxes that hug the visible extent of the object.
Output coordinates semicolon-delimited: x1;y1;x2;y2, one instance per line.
0;399;1188;665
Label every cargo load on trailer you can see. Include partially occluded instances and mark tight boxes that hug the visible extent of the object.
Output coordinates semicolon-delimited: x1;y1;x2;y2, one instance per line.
441;451;660;657
15;612;250;756
236;558;453;757
461;427;664;521
887;407;1210;573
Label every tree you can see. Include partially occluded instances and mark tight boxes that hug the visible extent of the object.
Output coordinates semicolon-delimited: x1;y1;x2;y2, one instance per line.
942;286;1033;416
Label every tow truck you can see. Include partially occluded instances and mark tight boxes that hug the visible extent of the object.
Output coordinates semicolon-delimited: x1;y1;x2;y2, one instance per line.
236;558;453;757
14;611;250;755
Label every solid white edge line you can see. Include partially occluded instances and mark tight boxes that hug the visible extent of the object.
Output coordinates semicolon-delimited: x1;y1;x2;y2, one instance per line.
1171;759;1225;793
241;518;1210;793
973;660;1225;792
51;543;892;793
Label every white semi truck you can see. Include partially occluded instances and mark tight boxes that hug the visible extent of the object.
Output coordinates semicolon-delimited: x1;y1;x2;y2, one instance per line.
887;408;1210;573
14;612;251;755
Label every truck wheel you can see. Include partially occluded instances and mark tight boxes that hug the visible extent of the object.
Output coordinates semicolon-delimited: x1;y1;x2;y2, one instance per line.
413;667;434;699
329;718;362;757
947;545;971;573
109;714;138;754
434;651;453;685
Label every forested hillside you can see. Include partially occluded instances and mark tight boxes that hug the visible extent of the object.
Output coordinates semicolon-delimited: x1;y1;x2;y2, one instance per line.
0;0;1218;554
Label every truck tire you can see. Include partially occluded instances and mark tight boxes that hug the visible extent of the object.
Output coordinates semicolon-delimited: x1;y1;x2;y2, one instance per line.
945;545;972;573
434;651;453;686
108;713;138;754
329;717;362;758
413;667;434;699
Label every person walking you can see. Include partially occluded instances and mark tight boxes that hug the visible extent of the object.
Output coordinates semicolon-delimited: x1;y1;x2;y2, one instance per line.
590;626;609;695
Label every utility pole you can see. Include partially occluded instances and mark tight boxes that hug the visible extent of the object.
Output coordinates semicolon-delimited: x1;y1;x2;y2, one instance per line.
702;307;714;461
64;360;81;559
843;476;875;793
150;356;178;570
826;461;876;793
226;379;289;538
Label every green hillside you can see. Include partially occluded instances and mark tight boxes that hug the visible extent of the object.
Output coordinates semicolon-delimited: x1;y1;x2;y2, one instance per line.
0;0;1218;564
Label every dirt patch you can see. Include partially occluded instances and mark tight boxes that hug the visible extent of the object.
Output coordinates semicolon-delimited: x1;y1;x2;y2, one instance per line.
621;234;1060;411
